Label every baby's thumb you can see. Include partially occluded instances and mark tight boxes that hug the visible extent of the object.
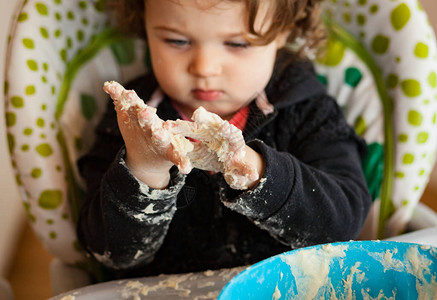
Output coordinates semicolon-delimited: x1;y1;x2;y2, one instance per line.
103;81;123;102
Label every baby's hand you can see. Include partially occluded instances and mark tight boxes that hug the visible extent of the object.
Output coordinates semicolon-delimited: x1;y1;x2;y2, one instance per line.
163;119;222;172
103;81;194;187
166;107;260;190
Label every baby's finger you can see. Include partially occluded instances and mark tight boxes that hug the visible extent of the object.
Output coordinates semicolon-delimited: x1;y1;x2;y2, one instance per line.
151;128;172;149
167;144;193;174
188;142;222;172
121;88;146;109
224;170;257;190
115;105;133;131
224;157;259;188
138;105;163;130
107;84;128;118
224;172;249;190
103;81;124;103
164;120;196;135
164;120;208;141
105;81;144;113
163;120;213;141
192;107;223;125
124;103;141;124
218;122;245;152
191;106;223;127
242;164;259;181
104;81;158;131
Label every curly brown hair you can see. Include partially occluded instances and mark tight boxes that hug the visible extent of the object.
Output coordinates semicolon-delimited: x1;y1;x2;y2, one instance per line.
107;0;325;60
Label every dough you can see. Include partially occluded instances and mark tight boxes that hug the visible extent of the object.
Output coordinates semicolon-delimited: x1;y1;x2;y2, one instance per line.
103;81;258;189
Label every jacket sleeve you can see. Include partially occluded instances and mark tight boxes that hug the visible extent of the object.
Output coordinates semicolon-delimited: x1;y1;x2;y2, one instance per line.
77;99;186;271
219;95;372;249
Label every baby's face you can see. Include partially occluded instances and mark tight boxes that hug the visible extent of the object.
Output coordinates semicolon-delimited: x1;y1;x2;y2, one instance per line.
145;0;286;119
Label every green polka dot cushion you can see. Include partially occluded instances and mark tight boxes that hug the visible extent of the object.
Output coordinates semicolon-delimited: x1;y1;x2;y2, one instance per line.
315;0;437;239
4;0;147;273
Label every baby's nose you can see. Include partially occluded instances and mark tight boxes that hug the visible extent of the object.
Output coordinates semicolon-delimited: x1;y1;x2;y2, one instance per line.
188;47;222;77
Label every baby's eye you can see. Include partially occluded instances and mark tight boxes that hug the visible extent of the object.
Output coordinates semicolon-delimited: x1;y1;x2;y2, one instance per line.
225;41;250;49
165;39;190;47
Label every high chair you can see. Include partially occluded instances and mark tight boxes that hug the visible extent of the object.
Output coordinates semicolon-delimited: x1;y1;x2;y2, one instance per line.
4;0;437;294
316;0;437;239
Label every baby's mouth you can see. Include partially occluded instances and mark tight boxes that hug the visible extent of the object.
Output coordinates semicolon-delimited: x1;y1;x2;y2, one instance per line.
192;89;223;102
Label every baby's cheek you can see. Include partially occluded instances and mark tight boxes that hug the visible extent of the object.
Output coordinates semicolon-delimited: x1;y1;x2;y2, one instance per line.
235;57;274;96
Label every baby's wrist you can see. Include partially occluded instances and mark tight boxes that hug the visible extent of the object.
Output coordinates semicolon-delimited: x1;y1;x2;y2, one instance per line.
129;164;171;189
125;157;171;189
243;145;265;189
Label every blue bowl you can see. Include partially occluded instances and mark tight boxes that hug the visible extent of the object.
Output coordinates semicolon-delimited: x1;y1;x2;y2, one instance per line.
218;241;437;299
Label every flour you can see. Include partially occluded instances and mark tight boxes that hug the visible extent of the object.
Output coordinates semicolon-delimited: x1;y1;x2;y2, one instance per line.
203;270;215;277
92;251;115;268
361;289;396;300
272;285;282;299
134;250;144;260
342;262;365;299
143;203;158;214
368;243;436;298
196;280;215;289
404;246;436;299
137;172;185;201
220;176;269;220
368;249;404;272
281;244;348;300
121;275;192;299
193;291;220;299
277;243;436;299
122;281;144;300
59;296;75;300
92;247;154;270
133;210;174;224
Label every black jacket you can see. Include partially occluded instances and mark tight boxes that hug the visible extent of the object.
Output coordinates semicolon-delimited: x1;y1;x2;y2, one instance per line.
77;57;371;279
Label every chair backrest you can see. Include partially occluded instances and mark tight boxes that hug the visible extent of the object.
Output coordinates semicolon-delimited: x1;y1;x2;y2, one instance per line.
4;0;147;269
314;0;437;239
4;0;437;271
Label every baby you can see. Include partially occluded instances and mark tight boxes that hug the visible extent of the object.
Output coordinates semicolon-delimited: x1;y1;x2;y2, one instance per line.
77;0;371;279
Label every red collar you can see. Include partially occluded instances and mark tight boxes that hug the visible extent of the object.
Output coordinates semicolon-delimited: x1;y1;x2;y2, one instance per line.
171;102;249;131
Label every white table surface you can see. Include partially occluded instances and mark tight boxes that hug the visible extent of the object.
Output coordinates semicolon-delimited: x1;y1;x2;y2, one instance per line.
384;226;437;247
50;266;246;300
